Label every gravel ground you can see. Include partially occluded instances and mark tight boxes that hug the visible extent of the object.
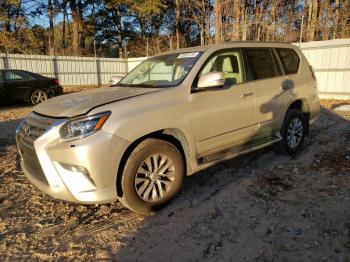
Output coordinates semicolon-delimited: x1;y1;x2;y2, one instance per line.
0;96;349;261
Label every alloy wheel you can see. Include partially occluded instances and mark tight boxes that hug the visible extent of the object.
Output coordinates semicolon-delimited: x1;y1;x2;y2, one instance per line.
287;118;303;149
31;90;48;104
134;154;176;202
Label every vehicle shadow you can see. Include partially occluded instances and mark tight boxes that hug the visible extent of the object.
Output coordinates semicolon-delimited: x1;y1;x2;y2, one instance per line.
112;104;350;261
0;118;24;150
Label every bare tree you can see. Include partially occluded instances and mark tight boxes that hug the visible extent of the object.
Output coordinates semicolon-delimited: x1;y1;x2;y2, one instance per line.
214;0;222;43
333;0;340;39
308;0;318;41
232;0;240;40
48;0;55;54
176;0;181;49
68;0;80;54
340;0;350;39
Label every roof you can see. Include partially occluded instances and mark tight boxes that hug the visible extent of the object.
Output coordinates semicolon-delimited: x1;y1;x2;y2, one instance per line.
155;41;295;57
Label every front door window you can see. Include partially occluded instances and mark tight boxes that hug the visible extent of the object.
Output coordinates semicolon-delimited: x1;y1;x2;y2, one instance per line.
199;50;244;86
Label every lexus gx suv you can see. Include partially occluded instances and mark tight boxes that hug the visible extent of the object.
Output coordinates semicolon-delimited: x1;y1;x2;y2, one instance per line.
16;42;320;214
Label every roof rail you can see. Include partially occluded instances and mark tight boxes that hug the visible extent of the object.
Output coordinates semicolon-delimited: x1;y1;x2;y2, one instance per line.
223;40;292;44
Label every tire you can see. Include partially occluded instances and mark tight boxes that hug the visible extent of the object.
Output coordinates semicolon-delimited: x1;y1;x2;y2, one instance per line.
276;109;308;155
30;89;48;105
118;138;184;214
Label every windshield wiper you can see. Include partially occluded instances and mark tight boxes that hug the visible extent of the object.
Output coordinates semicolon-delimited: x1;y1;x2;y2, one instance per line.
118;83;158;88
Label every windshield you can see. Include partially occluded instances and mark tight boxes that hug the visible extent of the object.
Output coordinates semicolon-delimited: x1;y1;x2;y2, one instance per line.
118;52;202;88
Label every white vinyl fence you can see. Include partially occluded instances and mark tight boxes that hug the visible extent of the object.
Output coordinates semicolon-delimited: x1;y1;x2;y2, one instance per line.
0;53;146;87
297;38;350;100
1;38;350;99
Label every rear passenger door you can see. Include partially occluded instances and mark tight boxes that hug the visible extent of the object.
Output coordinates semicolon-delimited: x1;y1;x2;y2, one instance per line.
242;48;286;139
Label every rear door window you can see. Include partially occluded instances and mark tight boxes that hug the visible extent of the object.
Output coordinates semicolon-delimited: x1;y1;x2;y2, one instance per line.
244;49;277;80
276;48;300;74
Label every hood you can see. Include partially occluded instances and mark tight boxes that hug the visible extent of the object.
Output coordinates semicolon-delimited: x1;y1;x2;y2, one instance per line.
33;86;160;118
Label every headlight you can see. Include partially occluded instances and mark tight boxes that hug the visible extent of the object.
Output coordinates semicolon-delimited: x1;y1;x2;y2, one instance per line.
59;111;111;139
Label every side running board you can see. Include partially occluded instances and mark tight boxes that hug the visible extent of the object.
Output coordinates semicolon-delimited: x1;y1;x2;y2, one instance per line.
198;134;282;165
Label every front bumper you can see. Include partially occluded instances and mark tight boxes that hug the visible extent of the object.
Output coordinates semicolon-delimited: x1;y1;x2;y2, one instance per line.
16;118;130;204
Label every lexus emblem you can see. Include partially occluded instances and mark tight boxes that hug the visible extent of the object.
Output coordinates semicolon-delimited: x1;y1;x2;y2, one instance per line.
24;125;31;136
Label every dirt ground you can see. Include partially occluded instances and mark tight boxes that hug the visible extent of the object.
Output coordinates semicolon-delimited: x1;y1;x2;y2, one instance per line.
0;96;349;261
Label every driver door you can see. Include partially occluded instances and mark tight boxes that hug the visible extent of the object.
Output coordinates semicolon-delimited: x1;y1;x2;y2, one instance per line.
190;49;256;157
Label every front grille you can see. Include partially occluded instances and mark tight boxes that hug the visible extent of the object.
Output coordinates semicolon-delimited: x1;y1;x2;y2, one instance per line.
17;112;58;185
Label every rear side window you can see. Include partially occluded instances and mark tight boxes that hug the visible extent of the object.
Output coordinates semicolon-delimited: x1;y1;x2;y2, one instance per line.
276;48;300;74
5;71;23;81
245;49;276;80
5;71;34;81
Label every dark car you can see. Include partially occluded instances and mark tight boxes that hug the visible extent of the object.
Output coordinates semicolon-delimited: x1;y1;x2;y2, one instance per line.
0;69;63;105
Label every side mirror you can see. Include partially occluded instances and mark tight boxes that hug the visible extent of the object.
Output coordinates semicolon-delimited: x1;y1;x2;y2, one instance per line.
109;76;123;86
197;72;225;90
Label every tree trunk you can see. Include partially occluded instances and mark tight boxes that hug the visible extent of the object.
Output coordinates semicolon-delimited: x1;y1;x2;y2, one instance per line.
341;0;350;38
206;1;213;44
333;0;340;39
286;1;295;42
307;0;312;41
69;0;80;55
78;0;85;50
214;0;222;43
308;0;318;41
62;0;67;50
48;0;54;55
241;5;247;40
322;2;330;40
267;0;276;41
168;35;174;50
13;0;22;31
176;0;180;49
232;0;240;40
256;4;264;41
114;6;123;58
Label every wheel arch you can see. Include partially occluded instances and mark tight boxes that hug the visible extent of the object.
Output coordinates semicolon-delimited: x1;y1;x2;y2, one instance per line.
286;98;310;133
116;128;191;198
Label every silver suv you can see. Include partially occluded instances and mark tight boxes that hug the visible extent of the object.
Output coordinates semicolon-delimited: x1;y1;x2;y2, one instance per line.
16;42;320;214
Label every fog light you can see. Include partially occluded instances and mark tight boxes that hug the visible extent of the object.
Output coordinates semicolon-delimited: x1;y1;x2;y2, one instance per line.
59;163;96;186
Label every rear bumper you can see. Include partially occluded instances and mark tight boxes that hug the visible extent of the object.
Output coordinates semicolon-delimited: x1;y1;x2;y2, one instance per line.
16;119;130;204
47;85;63;96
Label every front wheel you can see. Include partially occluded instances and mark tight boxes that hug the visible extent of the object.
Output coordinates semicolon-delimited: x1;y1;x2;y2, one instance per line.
118;138;184;214
276;109;308;155
30;89;48;105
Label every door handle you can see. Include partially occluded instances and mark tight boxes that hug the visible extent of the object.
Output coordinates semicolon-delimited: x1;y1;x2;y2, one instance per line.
240;92;254;98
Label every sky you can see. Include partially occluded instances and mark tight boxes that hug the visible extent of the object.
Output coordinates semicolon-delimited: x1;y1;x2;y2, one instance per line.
23;0;63;29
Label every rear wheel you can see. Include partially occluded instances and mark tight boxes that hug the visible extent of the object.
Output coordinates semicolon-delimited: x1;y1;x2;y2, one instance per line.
30;89;48;105
118;138;184;214
276;109;308;155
